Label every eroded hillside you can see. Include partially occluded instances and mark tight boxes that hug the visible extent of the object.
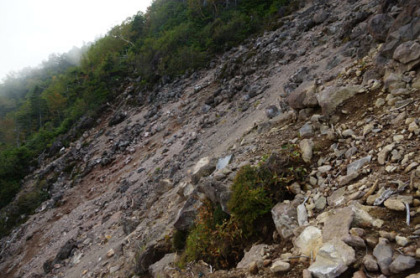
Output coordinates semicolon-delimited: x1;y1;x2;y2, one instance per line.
1;0;420;277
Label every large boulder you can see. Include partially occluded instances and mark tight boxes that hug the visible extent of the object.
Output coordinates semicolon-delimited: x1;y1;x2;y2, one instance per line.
294;226;323;257
135;241;172;274
174;191;204;231
367;14;394;42
271;195;305;240
308;239;356;278
393;40;420;70
191;157;217;184
286;82;319;110
317;86;363;116
148;253;179;278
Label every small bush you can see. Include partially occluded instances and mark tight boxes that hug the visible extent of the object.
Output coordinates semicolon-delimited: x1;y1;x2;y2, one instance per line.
228;165;274;235
182;200;241;269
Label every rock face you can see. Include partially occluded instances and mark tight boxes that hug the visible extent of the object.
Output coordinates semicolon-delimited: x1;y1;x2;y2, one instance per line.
308;239;356;278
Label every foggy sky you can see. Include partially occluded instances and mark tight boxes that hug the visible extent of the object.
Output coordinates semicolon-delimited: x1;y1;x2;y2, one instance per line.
0;0;153;82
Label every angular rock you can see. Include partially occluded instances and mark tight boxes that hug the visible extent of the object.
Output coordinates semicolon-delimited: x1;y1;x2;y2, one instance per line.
317;86;363;116
300;123;315;138
322;207;354;242
270;260;290;273
347;156;371;175
327;187;347;207
294;226;323;257
389;255;416;273
216;154;232;170
393;41;420;64
373;238;393;275
191;157;217;184
135;241;171;274
271;195;304;240
367;14;394;42
378;143;395;165
308;239;356;278
174;192;203;231
237;244;268;269
300;139;314;163
363;254;379;272
384;198;405;211
338;172;360;186
286;82;319;110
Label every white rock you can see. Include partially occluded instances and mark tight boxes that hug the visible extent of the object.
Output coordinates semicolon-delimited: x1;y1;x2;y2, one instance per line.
294;226;323;257
395;235;409;247
308;239;356;278
270;260;290;273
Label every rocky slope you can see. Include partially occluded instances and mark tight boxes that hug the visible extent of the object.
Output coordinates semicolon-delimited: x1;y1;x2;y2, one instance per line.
1;0;420;277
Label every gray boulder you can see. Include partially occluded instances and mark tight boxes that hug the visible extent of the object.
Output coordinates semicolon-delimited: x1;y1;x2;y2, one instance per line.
317;86;363;116
271;195;305;240
373;238;393;275
367;14;394;42
389;255;416;273
308;239;356;278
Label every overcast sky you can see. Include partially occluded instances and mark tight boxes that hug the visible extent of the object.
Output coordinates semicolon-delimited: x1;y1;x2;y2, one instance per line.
0;0;153;82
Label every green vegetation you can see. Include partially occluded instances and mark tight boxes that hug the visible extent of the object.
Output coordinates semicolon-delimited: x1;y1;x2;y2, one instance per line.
0;178;49;237
181;149;307;269
0;0;300;238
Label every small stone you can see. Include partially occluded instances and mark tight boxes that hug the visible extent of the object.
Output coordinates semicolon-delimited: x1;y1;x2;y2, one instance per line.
342;129;355;138
270;260;290;273
300;123;314;138
389;255;416;273
347;156;371;175
106;249;115;258
393;135;404;143
315;196;327;211
384;198;405;211
363;254;379;272
378;143;395;165
318;165;332;173
300;139;314;163
338;172;360;186
110;265;120;273
375;98;385;108
416;248;420;258
395;235;409;247
408;121;420;135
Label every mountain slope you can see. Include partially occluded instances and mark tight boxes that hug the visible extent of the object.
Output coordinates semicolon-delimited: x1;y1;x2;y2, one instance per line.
1;0;420;277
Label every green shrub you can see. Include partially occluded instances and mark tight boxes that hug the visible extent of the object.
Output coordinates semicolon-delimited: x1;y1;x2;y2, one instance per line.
228;165;274;235
182;200;242;269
